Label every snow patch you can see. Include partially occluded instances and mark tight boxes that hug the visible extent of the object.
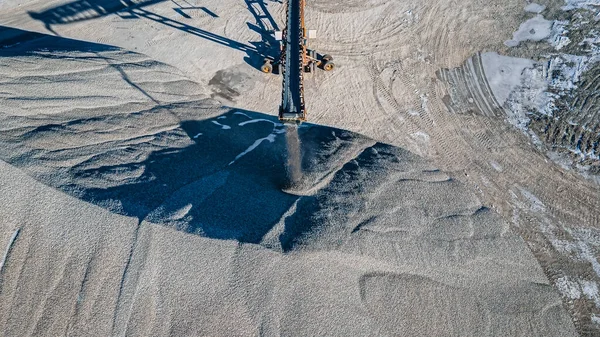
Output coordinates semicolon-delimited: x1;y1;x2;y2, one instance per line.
578;240;600;277
549;20;571;50
518;188;546;212
541;224;600;310
581;280;600;307
562;0;600;11
505;64;551;129
481;51;598;137
481;52;535;106
580;32;600;53
239;118;283;127
490;161;503;172
556;276;582;299
525;3;546;13
212;120;231;129
228;133;277;165
546;54;591;91
504;15;552;47
228;114;286;166
419;94;430;115
411;131;430;142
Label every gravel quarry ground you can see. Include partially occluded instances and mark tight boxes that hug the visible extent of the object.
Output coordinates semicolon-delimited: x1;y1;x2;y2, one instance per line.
0;0;599;336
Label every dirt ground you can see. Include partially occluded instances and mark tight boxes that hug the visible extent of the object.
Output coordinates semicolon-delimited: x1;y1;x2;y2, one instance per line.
1;0;599;334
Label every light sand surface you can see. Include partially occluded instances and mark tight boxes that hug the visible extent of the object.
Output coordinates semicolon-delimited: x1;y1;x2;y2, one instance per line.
0;0;598;335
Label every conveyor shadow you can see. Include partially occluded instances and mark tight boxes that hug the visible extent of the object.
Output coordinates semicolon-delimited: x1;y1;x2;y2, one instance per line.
0;26;160;105
27;0;166;35
26;0;281;71
0;25;119;51
243;0;282;69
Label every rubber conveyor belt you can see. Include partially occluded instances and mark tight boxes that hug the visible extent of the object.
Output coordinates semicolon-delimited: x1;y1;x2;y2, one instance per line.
279;0;306;122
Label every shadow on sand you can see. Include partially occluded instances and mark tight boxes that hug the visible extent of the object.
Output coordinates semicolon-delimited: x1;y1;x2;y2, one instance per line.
77;109;301;244
0;25;119;51
26;0;282;70
0;26;370;251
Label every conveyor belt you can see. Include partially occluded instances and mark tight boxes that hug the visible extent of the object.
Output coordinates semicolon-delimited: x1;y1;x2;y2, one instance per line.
279;0;306;122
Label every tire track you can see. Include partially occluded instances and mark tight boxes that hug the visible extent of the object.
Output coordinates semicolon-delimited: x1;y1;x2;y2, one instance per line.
366;60;424;148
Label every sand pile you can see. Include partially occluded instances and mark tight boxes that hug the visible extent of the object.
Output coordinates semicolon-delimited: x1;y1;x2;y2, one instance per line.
0;28;578;336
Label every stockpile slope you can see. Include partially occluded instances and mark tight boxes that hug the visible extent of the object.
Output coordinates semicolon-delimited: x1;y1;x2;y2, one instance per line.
0;28;577;336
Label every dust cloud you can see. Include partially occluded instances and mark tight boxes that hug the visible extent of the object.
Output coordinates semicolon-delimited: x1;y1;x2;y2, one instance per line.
284;124;303;188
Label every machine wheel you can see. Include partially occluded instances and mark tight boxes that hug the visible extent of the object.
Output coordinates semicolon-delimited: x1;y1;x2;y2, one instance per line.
322;54;333;62
323;61;335;71
261;62;273;73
